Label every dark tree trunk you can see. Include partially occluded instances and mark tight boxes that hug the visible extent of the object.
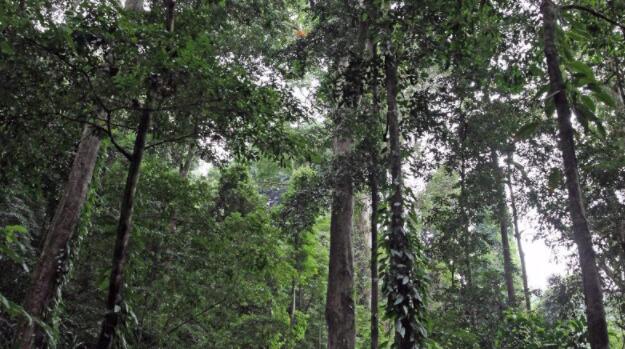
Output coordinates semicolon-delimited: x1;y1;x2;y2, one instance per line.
491;150;516;307
16;124;102;349
541;1;609;348
96;107;151;349
506;153;531;311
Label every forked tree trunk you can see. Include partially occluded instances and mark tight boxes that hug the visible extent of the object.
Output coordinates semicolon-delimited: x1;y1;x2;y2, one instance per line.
16;124;102;349
506;153;531;311
96;108;151;349
541;1;609;348
491;150;516;307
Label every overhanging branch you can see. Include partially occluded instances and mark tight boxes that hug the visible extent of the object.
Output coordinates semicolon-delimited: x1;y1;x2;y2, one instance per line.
561;5;625;32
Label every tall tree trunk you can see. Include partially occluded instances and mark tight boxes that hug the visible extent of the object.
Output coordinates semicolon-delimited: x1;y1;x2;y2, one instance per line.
506;153;531;311
458;117;477;328
491;150;516;307
365;24;381;349
326;133;356;349
96;107;151;349
385;37;423;348
326;4;371;346
369;153;380;349
541;1;609;348
16;124;102;349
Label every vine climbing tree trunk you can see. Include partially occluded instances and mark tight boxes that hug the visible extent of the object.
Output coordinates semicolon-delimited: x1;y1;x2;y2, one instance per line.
506;152;531;311
16;124;102;349
491;149;516;307
384;33;425;348
541;1;609;348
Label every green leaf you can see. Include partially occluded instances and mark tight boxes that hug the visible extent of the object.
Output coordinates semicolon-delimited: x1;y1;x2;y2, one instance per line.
572;102;591;133
515;121;542;140
0;41;14;55
580;95;595;112
397;319;406;338
567;61;594;79
545;98;556;118
547;168;563;191
588;85;616;108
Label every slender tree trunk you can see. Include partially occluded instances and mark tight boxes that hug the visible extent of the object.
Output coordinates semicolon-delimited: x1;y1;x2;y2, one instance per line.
491;150;516;307
96;107;151;349
290;279;297;325
366;31;381;349
541;1;609;347
506;153;531;311
458;120;476;328
369;154;379;349
15;124;102;349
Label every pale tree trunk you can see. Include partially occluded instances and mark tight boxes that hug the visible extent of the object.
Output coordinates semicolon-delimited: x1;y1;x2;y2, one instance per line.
368;42;380;349
491;150;516;307
506;153;531;311
326;133;356;349
326;6;369;348
542;1;609;347
369;158;379;349
16;124;102;349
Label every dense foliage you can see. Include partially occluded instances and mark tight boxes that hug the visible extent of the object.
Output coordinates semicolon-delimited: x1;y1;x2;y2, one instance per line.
1;0;625;348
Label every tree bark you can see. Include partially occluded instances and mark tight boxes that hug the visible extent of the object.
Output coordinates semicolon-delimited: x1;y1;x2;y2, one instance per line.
326;4;371;346
96;106;151;349
326;133;356;349
541;1;609;348
369;153;379;349
491;149;516;307
15;124;102;349
506;153;531;311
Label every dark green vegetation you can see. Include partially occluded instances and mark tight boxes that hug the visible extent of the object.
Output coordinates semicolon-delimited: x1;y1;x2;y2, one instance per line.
1;0;625;348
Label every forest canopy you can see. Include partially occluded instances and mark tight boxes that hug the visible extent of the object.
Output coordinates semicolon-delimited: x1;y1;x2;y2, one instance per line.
1;0;625;348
